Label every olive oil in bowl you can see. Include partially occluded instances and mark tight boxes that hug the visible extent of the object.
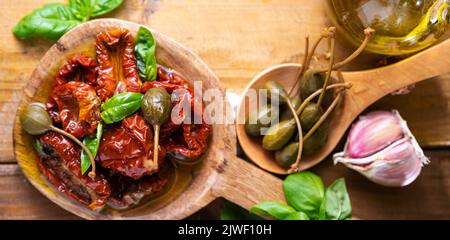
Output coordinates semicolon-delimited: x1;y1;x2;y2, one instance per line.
327;0;450;55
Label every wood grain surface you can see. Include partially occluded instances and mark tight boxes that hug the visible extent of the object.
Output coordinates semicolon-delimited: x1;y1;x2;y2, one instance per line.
1;0;450;219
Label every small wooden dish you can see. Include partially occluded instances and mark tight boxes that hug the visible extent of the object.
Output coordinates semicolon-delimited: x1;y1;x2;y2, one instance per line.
13;19;284;219
236;39;450;175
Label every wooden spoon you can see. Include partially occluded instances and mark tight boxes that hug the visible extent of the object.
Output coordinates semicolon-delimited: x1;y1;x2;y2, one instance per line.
13;19;284;219
236;38;450;174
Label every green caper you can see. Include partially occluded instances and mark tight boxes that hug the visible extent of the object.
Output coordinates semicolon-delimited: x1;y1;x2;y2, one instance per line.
20;102;98;178
245;104;279;137
20;103;52;135
275;142;299;168
141;87;172;172
302;124;328;156
300;69;325;100
262;119;296;151
300;69;333;106
280;96;302;121
300;103;323;131
141;87;172;126
262;80;288;103
245;111;261;137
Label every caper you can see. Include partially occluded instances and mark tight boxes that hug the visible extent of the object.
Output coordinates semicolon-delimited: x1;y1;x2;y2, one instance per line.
300;103;323;131
262;80;288;104
141;87;172;126
20;103;52;135
300;69;334;106
245;111;261;137
275;142;299;168
141;87;172;172
245;103;280;137
262;119;296;151
302;124;328;156
20;102;98;178
300;69;325;100
280;96;302;121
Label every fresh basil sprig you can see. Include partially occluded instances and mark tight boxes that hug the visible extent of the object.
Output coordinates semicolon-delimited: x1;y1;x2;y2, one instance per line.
283;171;325;219
101;92;144;124
319;178;352;220
81;121;103;175
69;0;123;21
135;27;157;81
251;171;352;220
13;3;81;40
13;0;123;40
251;201;308;220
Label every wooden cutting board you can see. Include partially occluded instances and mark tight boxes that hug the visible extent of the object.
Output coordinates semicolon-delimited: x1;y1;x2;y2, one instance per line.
1;0;449;219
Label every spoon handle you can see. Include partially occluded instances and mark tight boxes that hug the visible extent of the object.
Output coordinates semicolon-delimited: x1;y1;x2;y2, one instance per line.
342;38;450;111
213;151;284;210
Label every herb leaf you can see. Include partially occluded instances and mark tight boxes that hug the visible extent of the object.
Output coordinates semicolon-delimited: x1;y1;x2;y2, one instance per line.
250;201;297;220
320;178;352;220
101;92;143;124
283;211;310;220
13;3;80;40
69;0;123;21
283;171;325;219
32;138;45;157
13;0;124;40
81;122;103;174
135;27;157;81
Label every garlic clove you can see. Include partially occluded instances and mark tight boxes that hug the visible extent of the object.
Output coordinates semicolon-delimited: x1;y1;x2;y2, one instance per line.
334;110;429;187
345;111;404;158
335;137;429;187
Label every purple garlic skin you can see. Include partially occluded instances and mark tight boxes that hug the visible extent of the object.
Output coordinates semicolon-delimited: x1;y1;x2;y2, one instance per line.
333;110;429;187
346;111;403;158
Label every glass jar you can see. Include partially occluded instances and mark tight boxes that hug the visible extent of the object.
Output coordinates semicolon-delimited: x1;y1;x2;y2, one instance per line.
326;0;450;55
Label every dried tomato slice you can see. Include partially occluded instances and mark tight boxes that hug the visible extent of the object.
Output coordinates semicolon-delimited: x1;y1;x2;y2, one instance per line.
97;114;166;179
49;81;101;138
96;29;142;101
55;54;97;87
142;67;212;162
104;166;169;210
38;131;111;210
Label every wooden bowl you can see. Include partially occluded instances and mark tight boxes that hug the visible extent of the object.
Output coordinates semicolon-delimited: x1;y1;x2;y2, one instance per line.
13;19;285;219
236;38;450;175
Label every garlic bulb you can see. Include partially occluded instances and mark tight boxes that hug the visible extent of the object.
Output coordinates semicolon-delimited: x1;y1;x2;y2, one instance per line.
333;110;429;187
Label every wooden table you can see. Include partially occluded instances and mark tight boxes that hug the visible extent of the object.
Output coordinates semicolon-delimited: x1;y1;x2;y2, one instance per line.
1;0;449;220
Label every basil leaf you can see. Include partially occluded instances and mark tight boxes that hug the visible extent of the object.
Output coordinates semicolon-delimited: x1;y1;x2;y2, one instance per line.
220;201;261;220
13;3;80;40
283;211;310;220
321;178;352;220
101;92;143;124
283;171;325;219
32;138;45;157
318;197;327;220
80;122;103;174
135;27;157;81
250;201;296;220
68;0;91;21
69;0;123;20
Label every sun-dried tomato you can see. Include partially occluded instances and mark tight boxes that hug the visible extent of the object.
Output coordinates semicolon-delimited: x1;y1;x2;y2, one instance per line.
49;81;101;138
142;67;212;162
38;131;111;210
97;114;166;179
96;29;142;101
54;54;97;87
104;166;169;210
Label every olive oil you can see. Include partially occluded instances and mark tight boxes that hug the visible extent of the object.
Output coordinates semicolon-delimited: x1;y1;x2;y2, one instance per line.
327;0;450;55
